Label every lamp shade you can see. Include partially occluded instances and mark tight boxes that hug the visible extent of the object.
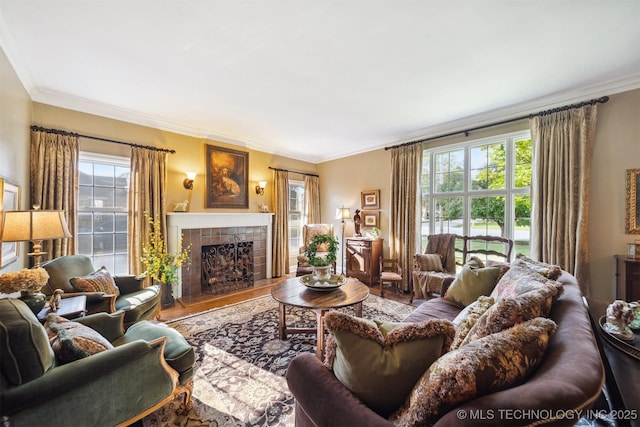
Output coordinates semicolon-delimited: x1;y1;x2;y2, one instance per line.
335;207;350;220
1;210;72;242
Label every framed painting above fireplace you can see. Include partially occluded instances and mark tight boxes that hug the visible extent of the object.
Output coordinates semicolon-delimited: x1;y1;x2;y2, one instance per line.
205;144;249;209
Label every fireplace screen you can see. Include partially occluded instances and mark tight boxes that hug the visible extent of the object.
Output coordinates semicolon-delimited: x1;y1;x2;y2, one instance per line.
201;241;254;295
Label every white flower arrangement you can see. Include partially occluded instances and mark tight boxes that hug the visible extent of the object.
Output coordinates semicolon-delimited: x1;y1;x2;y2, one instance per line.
0;268;50;294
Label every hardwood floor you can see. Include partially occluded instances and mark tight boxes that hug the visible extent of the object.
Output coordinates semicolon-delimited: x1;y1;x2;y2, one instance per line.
159;273;421;322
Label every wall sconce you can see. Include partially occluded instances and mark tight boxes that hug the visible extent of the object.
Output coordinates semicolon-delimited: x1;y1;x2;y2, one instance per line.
183;172;196;190
255;181;267;195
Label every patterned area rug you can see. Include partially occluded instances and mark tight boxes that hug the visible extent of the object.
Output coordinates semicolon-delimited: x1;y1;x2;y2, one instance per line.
142;293;415;427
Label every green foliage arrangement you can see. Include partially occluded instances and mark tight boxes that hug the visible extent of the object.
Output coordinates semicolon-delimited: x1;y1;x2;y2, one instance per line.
141;212;191;285
304;233;339;267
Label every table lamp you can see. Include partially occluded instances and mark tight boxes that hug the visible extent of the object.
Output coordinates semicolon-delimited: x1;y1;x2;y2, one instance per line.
1;206;72;267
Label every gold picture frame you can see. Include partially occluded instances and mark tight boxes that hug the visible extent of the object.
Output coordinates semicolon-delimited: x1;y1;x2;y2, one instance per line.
361;189;380;209
205;144;249;209
0;178;20;267
626;168;640;234
362;211;379;228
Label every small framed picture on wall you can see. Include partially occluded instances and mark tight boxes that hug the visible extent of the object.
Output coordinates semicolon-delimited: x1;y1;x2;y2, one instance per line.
361;189;380;209
362;211;379;228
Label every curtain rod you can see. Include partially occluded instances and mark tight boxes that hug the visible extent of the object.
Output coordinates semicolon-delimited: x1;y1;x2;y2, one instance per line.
385;96;609;150
268;166;319;177
30;125;176;154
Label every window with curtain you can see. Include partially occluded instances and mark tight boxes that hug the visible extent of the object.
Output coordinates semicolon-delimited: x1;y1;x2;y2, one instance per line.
420;131;532;259
288;179;305;268
77;152;130;274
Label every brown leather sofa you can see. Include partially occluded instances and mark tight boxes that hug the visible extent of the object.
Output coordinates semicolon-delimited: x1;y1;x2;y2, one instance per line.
286;271;605;426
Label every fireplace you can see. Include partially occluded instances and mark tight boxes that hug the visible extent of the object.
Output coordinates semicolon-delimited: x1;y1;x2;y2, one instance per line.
166;213;273;301
201;239;254;295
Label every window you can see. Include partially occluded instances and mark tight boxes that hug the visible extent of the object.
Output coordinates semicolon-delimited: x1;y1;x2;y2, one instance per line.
420;131;532;260
78;153;130;274
288;180;305;269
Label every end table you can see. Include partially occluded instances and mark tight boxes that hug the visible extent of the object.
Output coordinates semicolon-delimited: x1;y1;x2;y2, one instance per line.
37;295;87;323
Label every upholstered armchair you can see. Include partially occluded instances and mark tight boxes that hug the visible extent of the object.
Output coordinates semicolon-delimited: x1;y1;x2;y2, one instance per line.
42;255;161;328
296;223;336;276
0;298;194;427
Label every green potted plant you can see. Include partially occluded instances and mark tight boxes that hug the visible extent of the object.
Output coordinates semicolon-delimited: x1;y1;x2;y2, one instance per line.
141;212;191;308
304;233;339;281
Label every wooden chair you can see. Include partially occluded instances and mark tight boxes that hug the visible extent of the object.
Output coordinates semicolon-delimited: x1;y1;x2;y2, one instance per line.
379;257;403;299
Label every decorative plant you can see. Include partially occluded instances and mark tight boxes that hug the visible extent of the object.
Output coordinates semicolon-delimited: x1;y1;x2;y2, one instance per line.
0;268;49;295
304;234;339;267
141;212;191;285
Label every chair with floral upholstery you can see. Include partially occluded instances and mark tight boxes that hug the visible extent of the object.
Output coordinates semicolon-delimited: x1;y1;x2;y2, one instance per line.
296;224;336;276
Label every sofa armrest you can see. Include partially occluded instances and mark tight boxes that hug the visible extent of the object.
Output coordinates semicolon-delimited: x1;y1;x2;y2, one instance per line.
114;274;145;294
286;353;393;427
3;338;177;423
74;311;126;342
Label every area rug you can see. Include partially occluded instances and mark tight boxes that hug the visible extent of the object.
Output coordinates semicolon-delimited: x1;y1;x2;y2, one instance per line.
141;293;415;427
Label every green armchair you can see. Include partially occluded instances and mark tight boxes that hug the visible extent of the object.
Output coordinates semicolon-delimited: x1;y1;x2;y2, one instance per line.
0;298;194;427
42;255;161;328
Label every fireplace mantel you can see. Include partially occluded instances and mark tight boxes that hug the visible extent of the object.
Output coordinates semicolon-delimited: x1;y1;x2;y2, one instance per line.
166;212;274;298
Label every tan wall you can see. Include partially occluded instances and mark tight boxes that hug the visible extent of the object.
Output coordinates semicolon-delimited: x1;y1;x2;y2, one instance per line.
32;103;317;213
589;89;640;300
0;47;32;272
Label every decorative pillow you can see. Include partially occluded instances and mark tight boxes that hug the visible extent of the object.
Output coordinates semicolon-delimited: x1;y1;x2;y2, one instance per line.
460;284;558;346
70;266;120;296
515;254;562;280
450;295;495;350
490;259;562;301
45;314;113;363
323;311;454;418
415;254;445;272
390;317;557;427
444;257;504;306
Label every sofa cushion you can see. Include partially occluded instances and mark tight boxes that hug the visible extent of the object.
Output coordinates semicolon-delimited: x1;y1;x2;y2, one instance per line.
515;254;562;280
45;314;113;363
414;254;444;272
0;299;55;385
450;295;494;350
490;259;562;300
390;317;557;427
70;266;120;296
323;311;454;418
460;284;558;346
444;257;503;306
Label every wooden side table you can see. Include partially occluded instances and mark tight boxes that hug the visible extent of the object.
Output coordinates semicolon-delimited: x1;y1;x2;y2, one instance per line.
37;295;87;323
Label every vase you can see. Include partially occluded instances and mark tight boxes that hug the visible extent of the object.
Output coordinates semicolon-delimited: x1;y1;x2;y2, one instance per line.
161;282;176;309
19;291;47;315
311;265;332;282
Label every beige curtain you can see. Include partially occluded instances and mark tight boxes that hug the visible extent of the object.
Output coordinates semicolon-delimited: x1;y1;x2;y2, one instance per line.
272;169;289;277
530;105;597;296
390;144;422;290
128;147;168;276
304;175;321;224
30;130;78;260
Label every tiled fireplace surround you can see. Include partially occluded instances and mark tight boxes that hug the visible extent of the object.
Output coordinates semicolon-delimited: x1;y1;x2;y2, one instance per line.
166;213;274;300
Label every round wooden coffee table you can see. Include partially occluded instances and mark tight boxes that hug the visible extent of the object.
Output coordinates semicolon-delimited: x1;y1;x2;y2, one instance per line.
271;276;370;358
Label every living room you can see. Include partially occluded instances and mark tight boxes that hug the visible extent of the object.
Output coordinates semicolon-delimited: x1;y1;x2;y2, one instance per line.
0;2;639;425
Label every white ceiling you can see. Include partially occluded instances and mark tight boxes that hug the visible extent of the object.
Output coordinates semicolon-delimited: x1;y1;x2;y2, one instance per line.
1;1;639;163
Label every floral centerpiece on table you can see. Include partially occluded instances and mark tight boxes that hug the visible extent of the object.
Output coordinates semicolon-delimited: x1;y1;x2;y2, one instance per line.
140;212;191;298
0;268;50;295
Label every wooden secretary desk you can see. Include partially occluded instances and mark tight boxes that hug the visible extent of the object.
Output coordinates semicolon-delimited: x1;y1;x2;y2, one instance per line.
615;255;640;302
346;238;383;286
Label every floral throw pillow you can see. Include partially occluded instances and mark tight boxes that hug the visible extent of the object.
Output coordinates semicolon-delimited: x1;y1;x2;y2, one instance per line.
460;284;558;346
515;254;563;280
45;314;113;364
323;311;454;418
70;266;120;296
490;259;562;300
390;317;557;427
450;295;495;350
